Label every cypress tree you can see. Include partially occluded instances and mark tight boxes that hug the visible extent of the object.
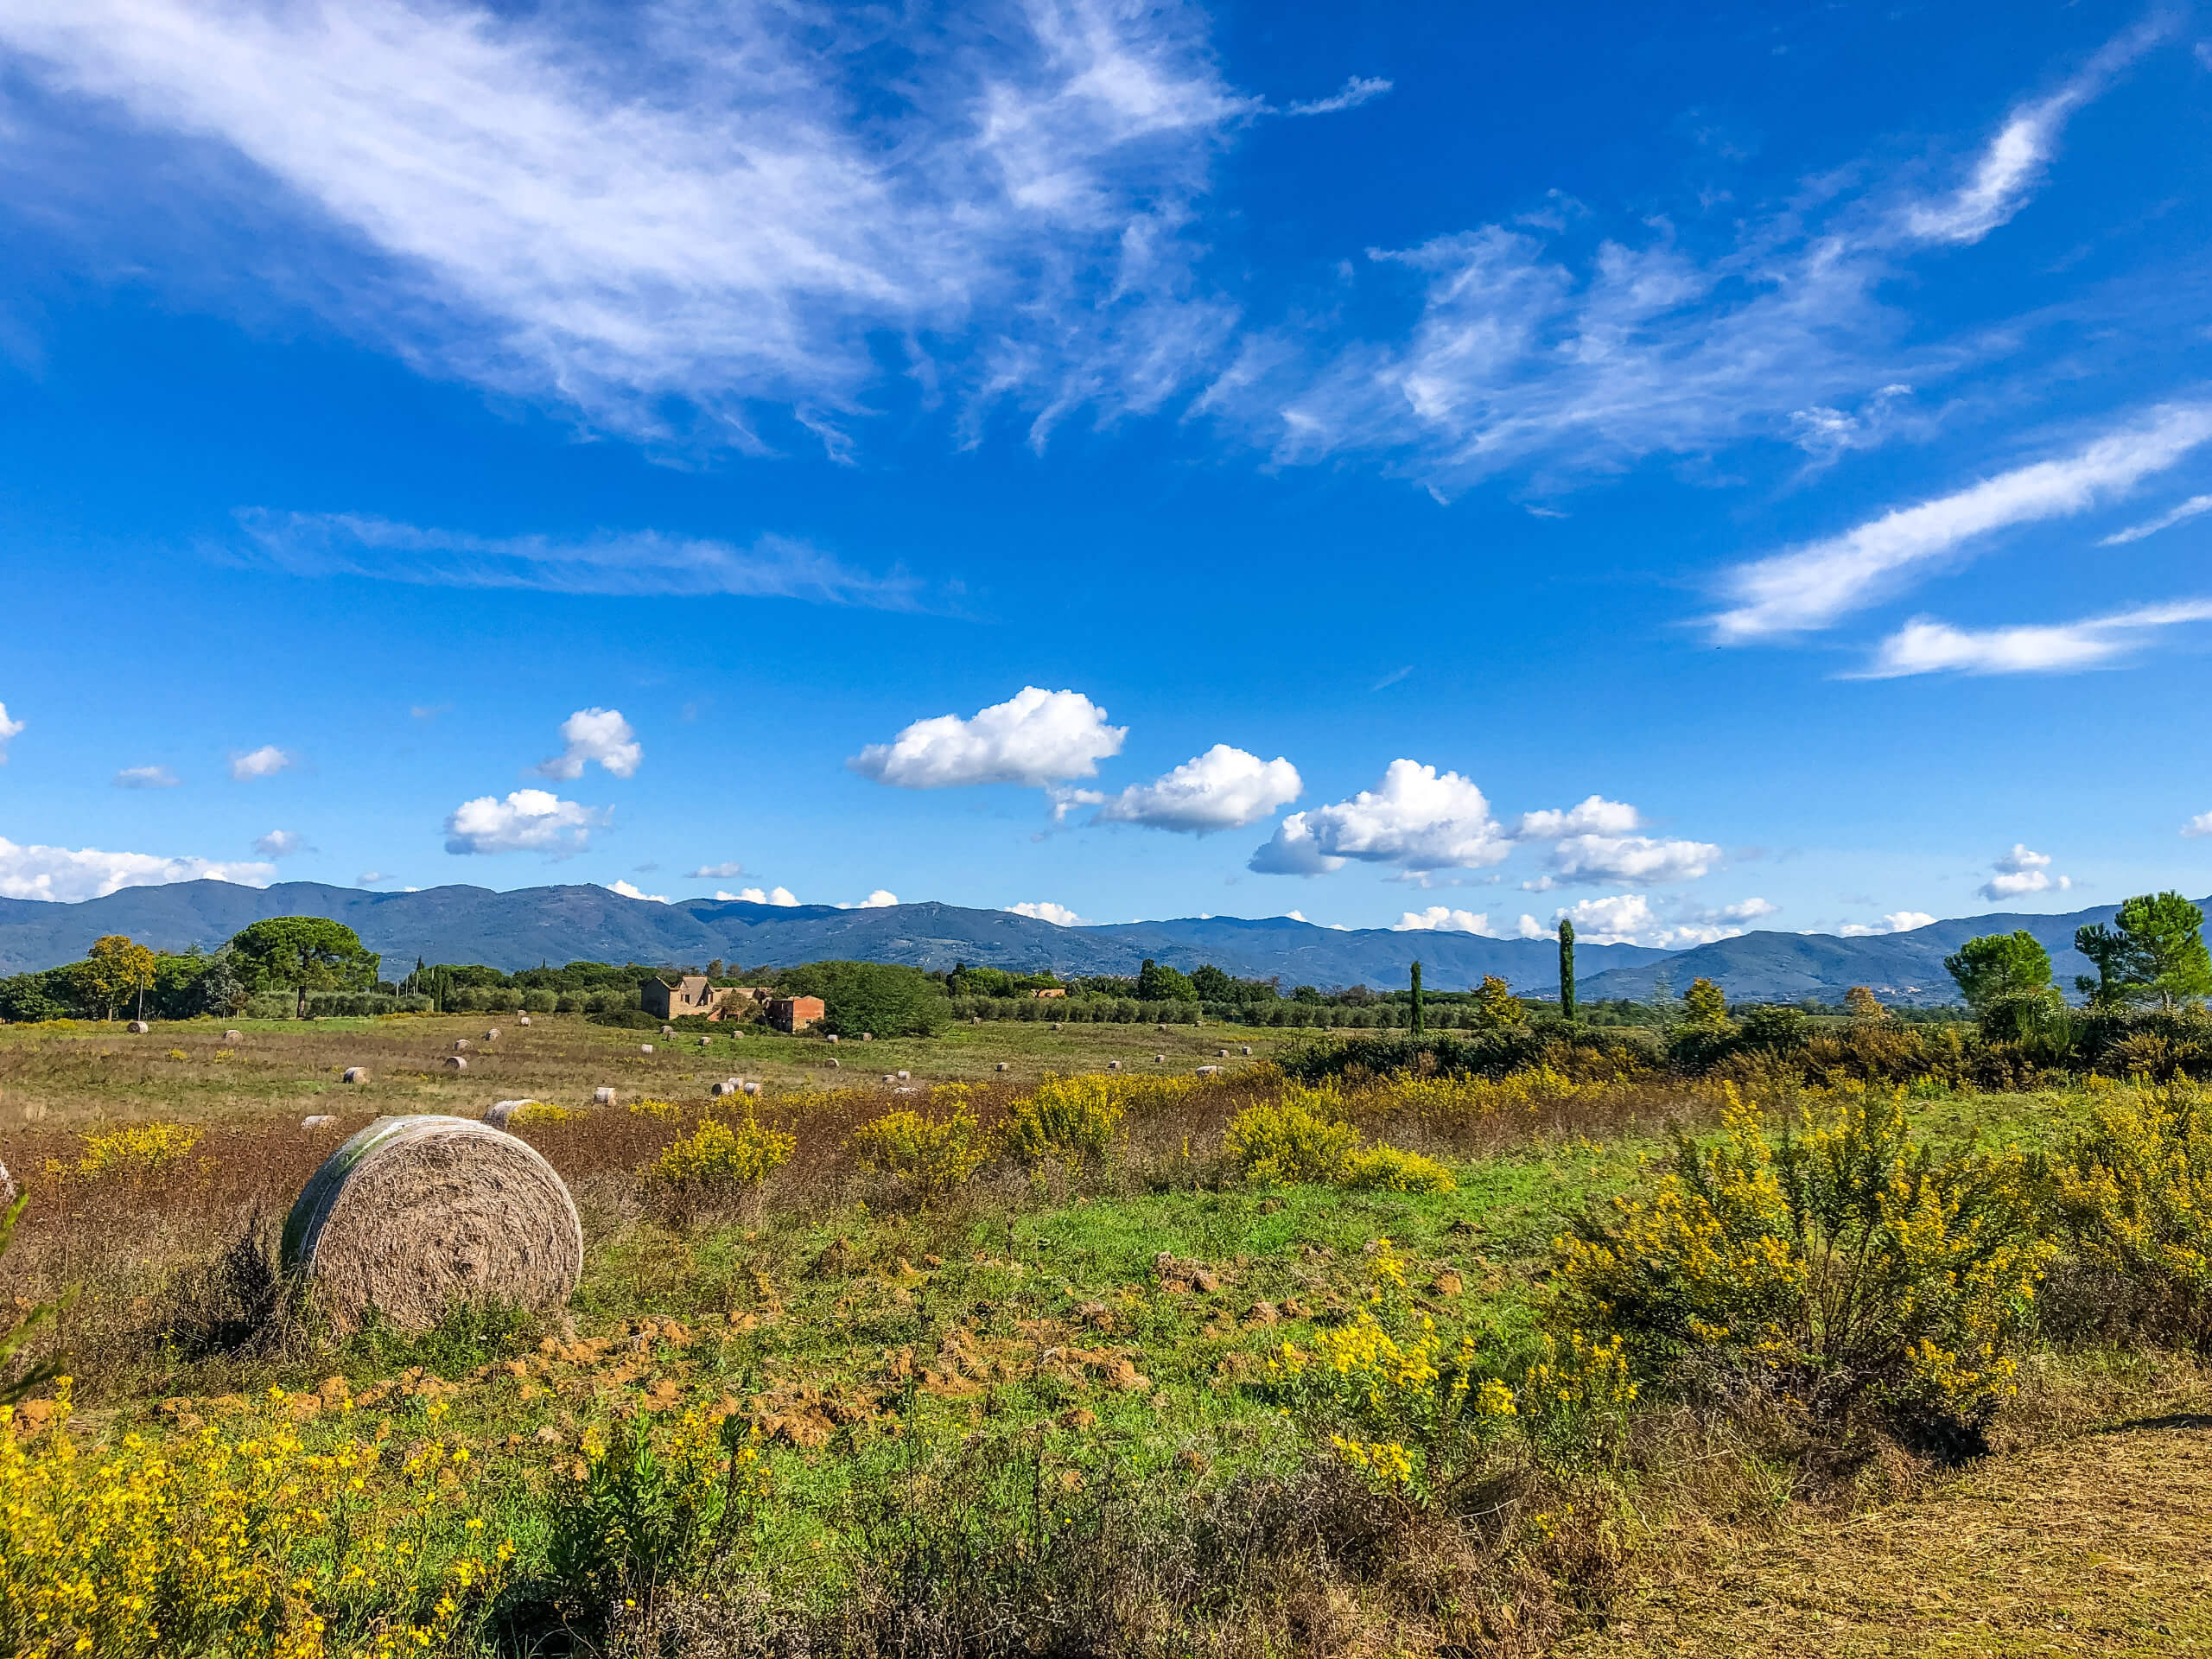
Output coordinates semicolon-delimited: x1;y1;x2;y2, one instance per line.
1410;960;1425;1035
1558;918;1577;1020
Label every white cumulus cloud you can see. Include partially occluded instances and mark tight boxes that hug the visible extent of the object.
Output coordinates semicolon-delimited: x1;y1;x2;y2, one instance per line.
1516;795;1642;838
2183;812;2212;839
0;836;276;903
0;702;22;761
252;830;310;858
537;708;642;780
114;765;180;789
1977;843;2073;901
1839;911;1938;937
849;687;1125;789
689;861;745;878
607;879;669;902
729;886;800;906
228;745;297;780
1091;745;1301;833
1711;404;2212;641
1249;760;1509;875
855;889;899;909
442;788;607;856
1541;835;1722;887
1554;893;1661;945
1007;900;1086;926
1392;906;1504;937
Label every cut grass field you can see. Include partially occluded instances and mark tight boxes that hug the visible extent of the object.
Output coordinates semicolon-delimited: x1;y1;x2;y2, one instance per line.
4;1014;2212;1656
0;1011;1292;1130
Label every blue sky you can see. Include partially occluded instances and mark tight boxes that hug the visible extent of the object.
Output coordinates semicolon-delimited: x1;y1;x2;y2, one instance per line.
2;0;2210;949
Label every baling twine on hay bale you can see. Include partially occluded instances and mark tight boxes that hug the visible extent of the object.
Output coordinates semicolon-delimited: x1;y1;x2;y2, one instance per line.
282;1115;582;1333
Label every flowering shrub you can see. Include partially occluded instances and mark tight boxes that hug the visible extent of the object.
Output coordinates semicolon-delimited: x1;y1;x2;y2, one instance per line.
848;1103;987;1204
1555;1089;2050;1440
1340;1145;1458;1194
511;1102;585;1126
648;1116;794;1198
77;1121;203;1179
2056;1082;2212;1349
1225;1090;1359;1185
1000;1073;1128;1167
0;1384;511;1659
627;1098;687;1121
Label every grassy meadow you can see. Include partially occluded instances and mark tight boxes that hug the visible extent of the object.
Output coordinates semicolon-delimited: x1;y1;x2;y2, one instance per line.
3;1011;2212;1656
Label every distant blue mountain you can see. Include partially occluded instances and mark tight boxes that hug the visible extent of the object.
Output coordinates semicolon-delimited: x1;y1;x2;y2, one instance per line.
0;880;2198;1005
0;880;1662;990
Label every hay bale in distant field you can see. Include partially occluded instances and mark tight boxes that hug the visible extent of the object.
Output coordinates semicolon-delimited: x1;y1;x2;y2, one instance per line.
828;1058;840;1069
709;1078;741;1098
1241;1046;1252;1056
743;1081;760;1096
698;1037;711;1047
444;1056;467;1071
995;1062;1008;1072
594;1087;615;1106
283;1116;582;1334
640;1044;654;1055
485;1028;500;1041
0;1160;16;1203
226;1029;244;1042
1108;1060;1122;1071
519;1016;532;1027
484;1100;537;1128
827;1034;839;1045
302;1115;336;1130
453;1039;469;1052
1196;1065;1220;1077
1217;1048;1230;1058
661;1026;674;1036
343;1067;367;1084
128;1020;150;1034
1155;1053;1166;1063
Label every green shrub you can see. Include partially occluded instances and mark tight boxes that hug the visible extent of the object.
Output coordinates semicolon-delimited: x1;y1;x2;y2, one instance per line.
1555;1088;2051;1447
1340;1144;1458;1193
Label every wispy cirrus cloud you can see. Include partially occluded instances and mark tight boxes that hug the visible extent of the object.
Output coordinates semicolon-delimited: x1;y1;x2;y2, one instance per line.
232;510;925;607
1856;598;2212;677
1710;403;2212;642
2100;493;2212;545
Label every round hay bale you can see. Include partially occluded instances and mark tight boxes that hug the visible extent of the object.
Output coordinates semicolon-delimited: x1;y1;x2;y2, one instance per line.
640;1043;654;1055
881;1072;895;1084
698;1037;711;1047
828;1057;841;1069
594;1086;615;1106
484;1099;537;1128
0;1160;16;1204
1196;1065;1219;1077
1155;1053;1166;1063
226;1029;244;1042
444;1056;468;1071
519;1016;532;1027
896;1070;911;1081
343;1066;367;1084
827;1034;839;1045
1242;1046;1253;1056
742;1081;761;1096
1108;1059;1122;1071
1217;1048;1230;1058
995;1062;1008;1072
128;1020;150;1034
485;1028;501;1041
302;1115;337;1130
282;1116;582;1333
709;1078;740;1098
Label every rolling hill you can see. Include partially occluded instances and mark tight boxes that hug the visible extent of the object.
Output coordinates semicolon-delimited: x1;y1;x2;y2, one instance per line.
0;880;2200;1006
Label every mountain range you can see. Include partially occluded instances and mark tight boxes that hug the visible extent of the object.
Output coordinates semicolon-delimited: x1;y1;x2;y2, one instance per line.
0;880;2198;1005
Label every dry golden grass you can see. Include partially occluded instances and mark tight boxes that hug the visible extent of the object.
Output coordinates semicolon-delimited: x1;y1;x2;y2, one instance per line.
1567;1419;2212;1656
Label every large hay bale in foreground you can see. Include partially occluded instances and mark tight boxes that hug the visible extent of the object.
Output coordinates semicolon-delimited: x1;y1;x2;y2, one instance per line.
281;1116;583;1333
